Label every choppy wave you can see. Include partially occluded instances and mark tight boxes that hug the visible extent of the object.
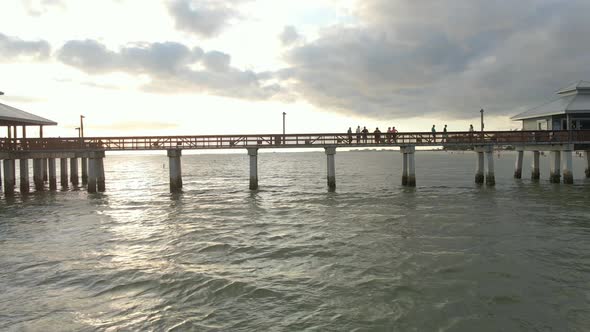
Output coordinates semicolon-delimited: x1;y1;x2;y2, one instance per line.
1;151;590;331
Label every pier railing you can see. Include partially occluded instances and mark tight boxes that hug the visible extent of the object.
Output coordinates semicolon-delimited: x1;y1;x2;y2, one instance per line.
1;130;590;151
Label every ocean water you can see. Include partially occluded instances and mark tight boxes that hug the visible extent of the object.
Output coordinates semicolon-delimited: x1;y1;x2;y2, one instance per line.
1;150;589;331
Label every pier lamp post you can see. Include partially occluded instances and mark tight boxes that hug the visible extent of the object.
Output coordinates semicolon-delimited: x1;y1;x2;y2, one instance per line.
75;127;81;138
480;109;484;132
282;112;286;145
480;109;485;142
80;115;85;138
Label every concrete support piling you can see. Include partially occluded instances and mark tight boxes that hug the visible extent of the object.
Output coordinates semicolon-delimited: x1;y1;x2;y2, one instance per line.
70;158;79;186
167;149;182;193
42;158;48;182
485;146;495;186
325;147;336;190
401;152;408;186
87;155;97;193
33;159;44;191
549;151;561;183
247;148;258;190
562;150;573;184
60;158;68;187
475;151;484;184
585;151;590;178
19;159;30;194
407;147;416;187
531;151;540;180
400;146;416;187
81;157;88;185
514;150;523;179
48;158;57;190
96;155;105;192
3;159;15;195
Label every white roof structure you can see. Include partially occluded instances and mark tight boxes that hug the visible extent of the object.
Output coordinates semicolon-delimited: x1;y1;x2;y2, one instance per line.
0;102;57;126
511;81;590;120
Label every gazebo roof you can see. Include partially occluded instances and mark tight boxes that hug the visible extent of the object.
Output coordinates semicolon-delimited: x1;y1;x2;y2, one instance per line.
511;81;590;120
0;102;57;126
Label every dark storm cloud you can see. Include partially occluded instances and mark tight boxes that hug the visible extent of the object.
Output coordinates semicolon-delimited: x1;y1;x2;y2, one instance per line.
282;0;590;119
56;39;280;100
0;33;50;61
167;0;248;38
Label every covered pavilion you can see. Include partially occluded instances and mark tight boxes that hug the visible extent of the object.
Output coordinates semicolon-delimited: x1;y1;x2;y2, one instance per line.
512;80;590;130
0;100;57;144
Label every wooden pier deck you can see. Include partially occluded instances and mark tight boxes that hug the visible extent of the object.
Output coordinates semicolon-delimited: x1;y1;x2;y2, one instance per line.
1;130;590;195
1;130;590;152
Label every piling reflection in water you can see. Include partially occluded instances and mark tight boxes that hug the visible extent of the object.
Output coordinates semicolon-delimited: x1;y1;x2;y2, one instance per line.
1;152;590;331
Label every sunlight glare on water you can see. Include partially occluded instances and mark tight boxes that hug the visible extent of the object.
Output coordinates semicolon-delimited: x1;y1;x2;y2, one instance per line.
1;151;589;331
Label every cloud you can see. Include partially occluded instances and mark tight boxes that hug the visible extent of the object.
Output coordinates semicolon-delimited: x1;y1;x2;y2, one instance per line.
279;26;301;46
57;40;201;74
0;33;51;62
56;39;280;100
281;0;590;119
167;0;248;38
0;95;47;103
202;51;230;72
22;0;65;16
90;121;180;131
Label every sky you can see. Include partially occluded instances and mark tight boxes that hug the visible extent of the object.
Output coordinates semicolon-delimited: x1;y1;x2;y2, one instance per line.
2;0;590;138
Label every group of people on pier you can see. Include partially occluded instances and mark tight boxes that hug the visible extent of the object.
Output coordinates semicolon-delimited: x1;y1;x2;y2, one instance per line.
345;123;477;144
347;126;399;144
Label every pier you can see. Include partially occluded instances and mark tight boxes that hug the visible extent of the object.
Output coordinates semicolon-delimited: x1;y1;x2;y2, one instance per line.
2;130;590;196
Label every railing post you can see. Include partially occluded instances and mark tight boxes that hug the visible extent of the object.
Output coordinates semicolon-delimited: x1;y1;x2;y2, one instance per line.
585;151;590;178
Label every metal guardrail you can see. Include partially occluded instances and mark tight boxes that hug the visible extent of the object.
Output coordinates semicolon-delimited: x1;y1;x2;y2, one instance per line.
1;131;590;151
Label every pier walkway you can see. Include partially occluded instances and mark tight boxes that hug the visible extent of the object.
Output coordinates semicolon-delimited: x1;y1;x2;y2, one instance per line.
1;130;590;151
1;130;590;195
